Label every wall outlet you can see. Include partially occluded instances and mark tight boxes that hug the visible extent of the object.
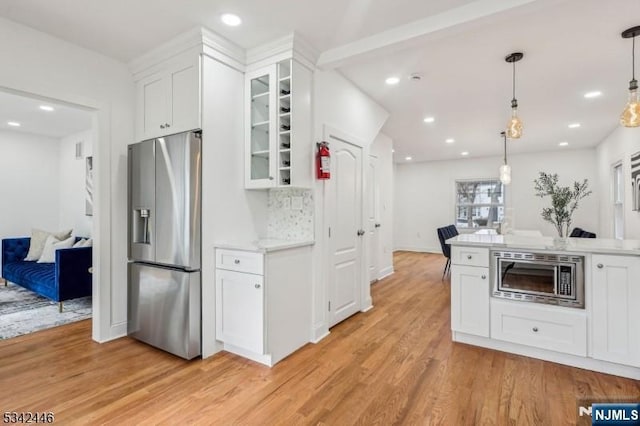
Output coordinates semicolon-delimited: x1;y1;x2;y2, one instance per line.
282;197;291;210
291;196;303;210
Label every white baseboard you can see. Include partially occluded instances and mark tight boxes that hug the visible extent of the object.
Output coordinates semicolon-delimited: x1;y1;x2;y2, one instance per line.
453;331;640;380
378;266;394;280
223;343;273;367
311;330;330;344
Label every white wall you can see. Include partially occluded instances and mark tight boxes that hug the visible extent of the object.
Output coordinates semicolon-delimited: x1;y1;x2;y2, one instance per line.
596;126;640;239
0;130;61;238
0;17;135;341
394;149;599;252
59;129;93;237
370;133;394;278
311;70;389;340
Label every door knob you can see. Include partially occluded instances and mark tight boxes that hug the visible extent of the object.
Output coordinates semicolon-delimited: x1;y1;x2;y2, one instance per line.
375;223;381;228
255;284;261;289
357;229;365;236
597;263;603;269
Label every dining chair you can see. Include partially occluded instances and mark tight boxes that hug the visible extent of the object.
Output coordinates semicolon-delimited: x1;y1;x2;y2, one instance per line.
436;225;459;280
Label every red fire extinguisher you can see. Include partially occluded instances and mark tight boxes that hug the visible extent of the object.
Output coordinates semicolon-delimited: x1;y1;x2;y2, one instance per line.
316;142;330;180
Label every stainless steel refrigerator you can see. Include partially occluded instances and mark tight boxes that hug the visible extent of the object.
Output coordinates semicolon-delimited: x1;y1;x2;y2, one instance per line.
127;130;202;359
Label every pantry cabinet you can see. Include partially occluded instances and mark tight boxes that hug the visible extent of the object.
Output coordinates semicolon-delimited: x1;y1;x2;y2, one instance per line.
135;53;201;141
591;254;640;367
245;59;312;189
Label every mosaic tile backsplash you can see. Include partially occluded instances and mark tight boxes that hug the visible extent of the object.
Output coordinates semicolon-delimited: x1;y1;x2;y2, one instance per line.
267;188;314;241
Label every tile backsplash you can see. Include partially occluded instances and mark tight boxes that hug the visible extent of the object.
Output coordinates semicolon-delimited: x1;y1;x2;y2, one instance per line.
267;188;314;241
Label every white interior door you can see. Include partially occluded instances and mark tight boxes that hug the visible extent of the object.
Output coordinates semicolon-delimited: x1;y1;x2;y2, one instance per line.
326;131;364;327
368;155;380;284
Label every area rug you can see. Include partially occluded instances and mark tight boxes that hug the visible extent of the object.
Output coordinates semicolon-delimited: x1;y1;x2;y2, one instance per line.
0;283;91;340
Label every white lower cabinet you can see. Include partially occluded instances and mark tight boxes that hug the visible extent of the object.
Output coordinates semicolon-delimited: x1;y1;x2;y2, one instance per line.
215;269;264;354
591;254;640;367
451;265;490;337
491;299;587;356
214;245;312;366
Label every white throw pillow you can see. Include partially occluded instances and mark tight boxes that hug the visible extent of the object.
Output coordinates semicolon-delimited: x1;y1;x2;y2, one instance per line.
37;236;75;263
24;228;72;261
73;238;87;248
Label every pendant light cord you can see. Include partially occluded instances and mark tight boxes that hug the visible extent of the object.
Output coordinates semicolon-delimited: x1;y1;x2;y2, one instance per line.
512;60;516;102
633;35;636;81
502;132;507;165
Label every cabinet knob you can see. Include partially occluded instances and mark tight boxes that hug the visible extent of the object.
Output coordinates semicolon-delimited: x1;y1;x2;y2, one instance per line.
255;284;261;289
160;124;166;129
597;263;603;269
532;327;539;333
234;259;240;264
357;229;365;236
467;255;473;260
481;275;486;280
165;123;171;128
375;223;381;228
269;176;274;180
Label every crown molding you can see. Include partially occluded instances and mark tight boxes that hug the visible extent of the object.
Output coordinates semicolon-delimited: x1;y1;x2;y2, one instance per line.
246;32;319;72
130;27;246;78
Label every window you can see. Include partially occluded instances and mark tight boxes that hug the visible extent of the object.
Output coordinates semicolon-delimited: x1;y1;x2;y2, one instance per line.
455;179;505;229
613;162;624;240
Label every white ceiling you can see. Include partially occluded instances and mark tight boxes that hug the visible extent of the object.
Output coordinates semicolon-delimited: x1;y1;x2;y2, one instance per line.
0;90;93;138
0;0;638;161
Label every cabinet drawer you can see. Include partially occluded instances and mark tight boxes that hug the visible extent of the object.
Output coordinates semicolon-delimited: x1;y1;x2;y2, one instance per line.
216;249;263;275
491;299;587;356
451;246;489;267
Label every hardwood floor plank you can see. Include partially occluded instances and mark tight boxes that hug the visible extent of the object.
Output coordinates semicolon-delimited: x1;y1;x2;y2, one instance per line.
0;251;638;425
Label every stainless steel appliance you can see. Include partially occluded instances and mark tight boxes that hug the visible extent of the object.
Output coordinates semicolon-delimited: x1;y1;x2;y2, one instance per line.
128;130;202;359
492;251;584;308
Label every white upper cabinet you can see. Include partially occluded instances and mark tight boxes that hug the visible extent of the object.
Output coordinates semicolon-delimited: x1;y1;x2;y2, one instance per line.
591;254;640;367
245;58;312;189
135;53;201;141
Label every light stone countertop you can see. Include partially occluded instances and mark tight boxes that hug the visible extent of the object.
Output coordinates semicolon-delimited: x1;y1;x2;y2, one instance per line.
447;234;640;256
214;239;315;253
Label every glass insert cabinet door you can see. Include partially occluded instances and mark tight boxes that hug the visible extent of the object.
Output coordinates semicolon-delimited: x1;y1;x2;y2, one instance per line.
246;65;277;187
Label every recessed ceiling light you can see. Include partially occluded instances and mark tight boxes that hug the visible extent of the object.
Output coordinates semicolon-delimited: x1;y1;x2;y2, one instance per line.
39;105;55;111
221;13;242;26
423;116;435;123
584;91;602;99
568;123;581;129
405;156;412;161
7;121;20;127
461;151;469;156
559;141;569;147
445;138;455;144
385;77;400;85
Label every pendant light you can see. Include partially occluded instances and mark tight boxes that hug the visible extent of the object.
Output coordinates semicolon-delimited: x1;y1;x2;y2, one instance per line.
621;26;640;128
499;131;511;185
505;52;524;138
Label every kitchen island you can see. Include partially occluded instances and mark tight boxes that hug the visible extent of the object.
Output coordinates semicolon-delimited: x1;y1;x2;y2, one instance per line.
447;234;640;379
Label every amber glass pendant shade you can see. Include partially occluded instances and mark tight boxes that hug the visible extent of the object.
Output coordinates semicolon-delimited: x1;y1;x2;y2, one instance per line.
620;86;640;127
506;109;523;139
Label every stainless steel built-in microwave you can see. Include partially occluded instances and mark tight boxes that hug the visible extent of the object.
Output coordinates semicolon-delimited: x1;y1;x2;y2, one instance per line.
492;251;585;308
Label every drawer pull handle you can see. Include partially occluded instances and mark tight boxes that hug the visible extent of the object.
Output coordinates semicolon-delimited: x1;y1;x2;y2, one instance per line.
255;284;261;289
481;275;486;280
467;255;473;260
234;259;240;264
597;263;603;269
532;327;539;333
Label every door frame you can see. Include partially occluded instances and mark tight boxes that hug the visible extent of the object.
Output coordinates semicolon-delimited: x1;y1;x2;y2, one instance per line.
368;153;380;284
322;125;372;329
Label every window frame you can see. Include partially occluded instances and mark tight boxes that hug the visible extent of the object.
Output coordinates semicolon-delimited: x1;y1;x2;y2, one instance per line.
612;161;624;240
454;178;506;230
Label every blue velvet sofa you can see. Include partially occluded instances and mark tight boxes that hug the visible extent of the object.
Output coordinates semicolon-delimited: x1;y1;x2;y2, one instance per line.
1;237;92;311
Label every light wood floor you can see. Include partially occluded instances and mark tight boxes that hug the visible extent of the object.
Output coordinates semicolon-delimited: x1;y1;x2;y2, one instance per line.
1;251;638;425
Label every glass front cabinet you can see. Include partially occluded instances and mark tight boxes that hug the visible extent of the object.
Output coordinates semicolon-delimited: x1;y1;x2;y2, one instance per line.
245;59;312;189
